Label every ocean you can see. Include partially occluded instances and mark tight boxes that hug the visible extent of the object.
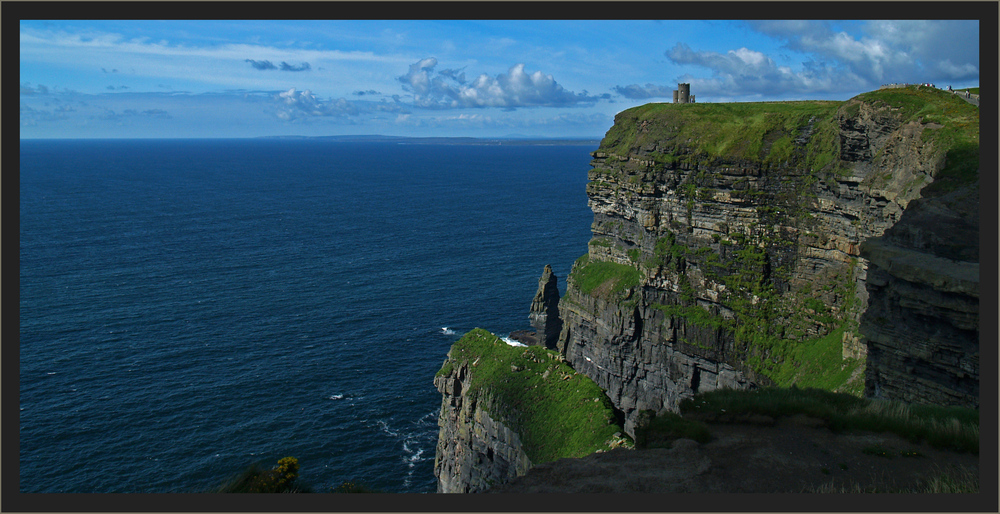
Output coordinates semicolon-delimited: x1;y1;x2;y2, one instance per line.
18;138;596;493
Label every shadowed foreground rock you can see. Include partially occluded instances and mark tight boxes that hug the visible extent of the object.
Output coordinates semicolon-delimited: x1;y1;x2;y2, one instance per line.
860;182;979;408
489;418;979;493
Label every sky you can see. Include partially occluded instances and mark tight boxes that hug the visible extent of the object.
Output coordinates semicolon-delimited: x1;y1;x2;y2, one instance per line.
19;14;983;139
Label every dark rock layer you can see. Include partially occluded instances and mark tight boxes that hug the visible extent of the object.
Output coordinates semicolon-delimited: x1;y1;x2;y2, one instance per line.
860;182;979;407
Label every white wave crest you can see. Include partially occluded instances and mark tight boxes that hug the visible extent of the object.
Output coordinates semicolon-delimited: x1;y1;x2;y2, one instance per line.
441;327;456;335
329;394;344;400
501;335;527;347
377;419;400;438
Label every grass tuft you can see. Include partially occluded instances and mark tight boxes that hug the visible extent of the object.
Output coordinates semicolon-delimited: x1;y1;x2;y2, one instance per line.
679;387;978;453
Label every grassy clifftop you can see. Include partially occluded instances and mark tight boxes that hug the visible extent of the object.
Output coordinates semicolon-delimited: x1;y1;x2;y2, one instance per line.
599;86;979;190
437;329;629;464
600;99;841;168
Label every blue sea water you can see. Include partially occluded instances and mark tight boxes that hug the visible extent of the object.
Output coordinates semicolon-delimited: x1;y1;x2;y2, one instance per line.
18;138;596;493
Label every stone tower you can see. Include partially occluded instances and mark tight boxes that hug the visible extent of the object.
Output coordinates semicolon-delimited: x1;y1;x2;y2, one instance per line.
673;83;694;104
677;83;690;103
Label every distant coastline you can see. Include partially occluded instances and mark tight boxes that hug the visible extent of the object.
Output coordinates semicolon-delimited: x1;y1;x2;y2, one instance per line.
255;134;603;146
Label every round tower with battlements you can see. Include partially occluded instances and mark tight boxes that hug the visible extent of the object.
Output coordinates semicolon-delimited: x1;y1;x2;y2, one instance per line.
677;83;690;103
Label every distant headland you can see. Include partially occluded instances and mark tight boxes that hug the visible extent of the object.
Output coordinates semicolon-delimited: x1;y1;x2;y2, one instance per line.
255;134;602;146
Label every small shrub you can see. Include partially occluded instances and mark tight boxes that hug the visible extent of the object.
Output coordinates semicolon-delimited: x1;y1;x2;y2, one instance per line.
217;456;304;493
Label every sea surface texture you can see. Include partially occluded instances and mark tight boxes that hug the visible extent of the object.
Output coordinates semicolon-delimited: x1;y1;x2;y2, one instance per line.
19;139;595;493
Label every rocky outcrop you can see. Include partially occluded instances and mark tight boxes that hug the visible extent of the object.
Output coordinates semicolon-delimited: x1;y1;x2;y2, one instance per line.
433;329;627;493
554;86;979;433
509;265;563;348
434;358;531;493
860;181;979;408
528;265;562;348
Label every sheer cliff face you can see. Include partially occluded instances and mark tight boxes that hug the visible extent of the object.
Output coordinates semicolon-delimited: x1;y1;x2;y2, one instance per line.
557;88;980;432
434;359;531;493
433;329;628;492
860;181;980;408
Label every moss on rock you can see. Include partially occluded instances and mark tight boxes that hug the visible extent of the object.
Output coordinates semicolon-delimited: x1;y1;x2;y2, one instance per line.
439;329;630;464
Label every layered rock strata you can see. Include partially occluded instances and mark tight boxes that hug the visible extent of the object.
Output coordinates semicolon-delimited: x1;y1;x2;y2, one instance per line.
555;87;980;433
434;358;531;493
860;181;979;407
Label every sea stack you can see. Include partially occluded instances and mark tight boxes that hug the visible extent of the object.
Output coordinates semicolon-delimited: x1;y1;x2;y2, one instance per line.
529;265;562;349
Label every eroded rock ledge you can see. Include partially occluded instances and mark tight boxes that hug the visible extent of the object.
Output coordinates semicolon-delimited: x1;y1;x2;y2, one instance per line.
433;329;627;493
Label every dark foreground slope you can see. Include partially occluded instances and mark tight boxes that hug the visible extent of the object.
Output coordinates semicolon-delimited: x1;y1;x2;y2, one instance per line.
490;387;980;493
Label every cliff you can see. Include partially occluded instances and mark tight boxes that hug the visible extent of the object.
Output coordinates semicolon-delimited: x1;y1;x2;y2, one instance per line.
432;86;979;493
556;85;979;434
860;179;979;407
433;329;628;493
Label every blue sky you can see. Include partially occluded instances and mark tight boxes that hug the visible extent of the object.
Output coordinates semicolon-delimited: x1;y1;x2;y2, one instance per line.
19;16;982;139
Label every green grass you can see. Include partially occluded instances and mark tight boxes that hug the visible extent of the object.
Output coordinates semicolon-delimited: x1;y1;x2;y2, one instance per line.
600;100;842;167
678;387;979;453
652;303;728;330
853;86;979;197
438;329;630;464
771;325;865;395
570;257;643;298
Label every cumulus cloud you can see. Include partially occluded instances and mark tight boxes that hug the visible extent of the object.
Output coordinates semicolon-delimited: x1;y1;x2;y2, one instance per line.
352;89;380;96
666;42;864;98
612;83;676;99
746;20;979;85
397;57;599;110
665;21;980;100
273;87;359;120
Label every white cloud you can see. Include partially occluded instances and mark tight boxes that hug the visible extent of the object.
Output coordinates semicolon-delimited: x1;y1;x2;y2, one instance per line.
745;20;979;85
666;42;843;98
397;58;599;109
274;88;360;120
